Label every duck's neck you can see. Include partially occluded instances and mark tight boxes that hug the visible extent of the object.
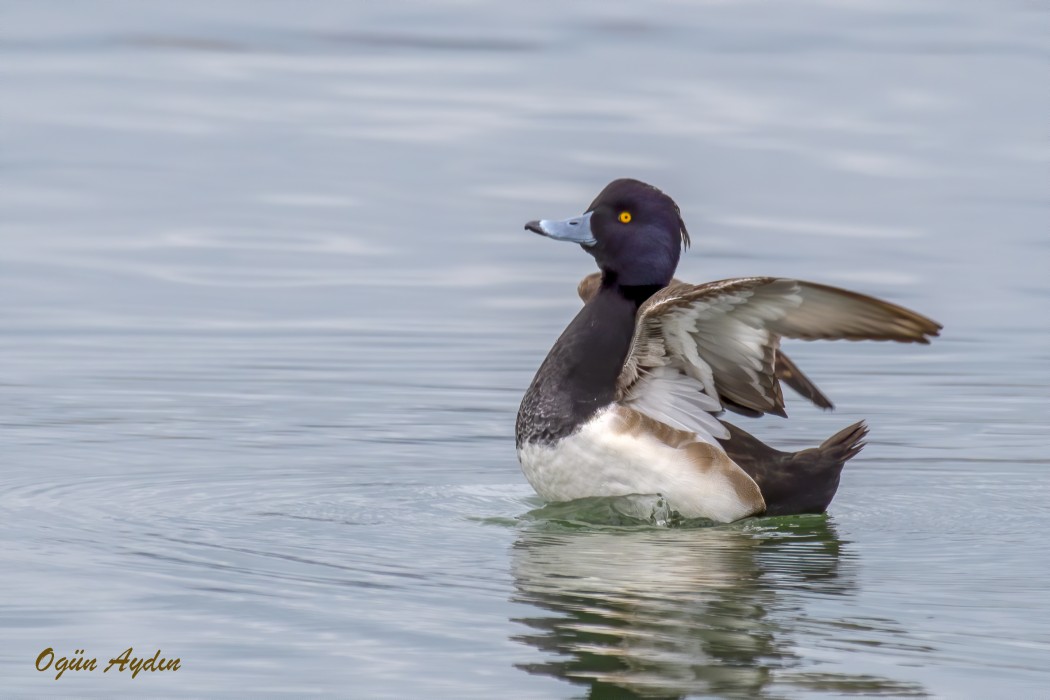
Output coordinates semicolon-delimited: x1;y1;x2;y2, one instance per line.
516;278;661;446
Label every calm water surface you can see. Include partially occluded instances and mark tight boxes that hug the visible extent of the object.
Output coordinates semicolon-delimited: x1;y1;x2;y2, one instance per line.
2;1;1048;697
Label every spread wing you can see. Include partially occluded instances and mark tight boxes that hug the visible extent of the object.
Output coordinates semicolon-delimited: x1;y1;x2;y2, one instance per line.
616;277;941;432
577;273;835;411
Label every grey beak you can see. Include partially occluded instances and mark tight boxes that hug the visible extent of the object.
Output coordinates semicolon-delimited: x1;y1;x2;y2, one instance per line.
524;212;596;247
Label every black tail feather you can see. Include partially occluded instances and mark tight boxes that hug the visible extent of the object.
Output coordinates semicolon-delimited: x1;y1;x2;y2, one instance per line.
718;420;868;516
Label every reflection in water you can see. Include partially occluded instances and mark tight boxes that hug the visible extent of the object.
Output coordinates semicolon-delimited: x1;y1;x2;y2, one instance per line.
510;516;926;698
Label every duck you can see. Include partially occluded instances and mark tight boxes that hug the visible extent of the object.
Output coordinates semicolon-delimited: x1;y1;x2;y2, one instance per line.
515;178;941;522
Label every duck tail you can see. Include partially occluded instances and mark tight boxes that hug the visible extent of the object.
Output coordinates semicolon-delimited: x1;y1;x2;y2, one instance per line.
817;420;868;467
718;420;868;516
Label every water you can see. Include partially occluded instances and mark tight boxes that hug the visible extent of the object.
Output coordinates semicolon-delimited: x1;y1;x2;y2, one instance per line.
2;1;1048;696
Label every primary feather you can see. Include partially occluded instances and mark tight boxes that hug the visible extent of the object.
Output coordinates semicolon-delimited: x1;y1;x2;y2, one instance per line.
618;277;941;421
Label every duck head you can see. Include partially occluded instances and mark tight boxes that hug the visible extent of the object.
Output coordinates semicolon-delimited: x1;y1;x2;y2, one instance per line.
525;178;690;287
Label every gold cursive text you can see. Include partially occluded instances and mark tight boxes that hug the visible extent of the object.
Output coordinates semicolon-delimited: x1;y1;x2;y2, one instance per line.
36;647;180;680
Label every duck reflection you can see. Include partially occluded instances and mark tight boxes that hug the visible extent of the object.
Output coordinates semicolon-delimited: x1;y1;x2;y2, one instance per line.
510;513;923;698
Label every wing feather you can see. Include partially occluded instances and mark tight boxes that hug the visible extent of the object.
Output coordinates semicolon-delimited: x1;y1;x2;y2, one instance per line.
618;277;941;419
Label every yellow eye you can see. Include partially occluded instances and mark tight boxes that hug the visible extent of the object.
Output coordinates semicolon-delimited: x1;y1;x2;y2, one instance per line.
618;211;632;223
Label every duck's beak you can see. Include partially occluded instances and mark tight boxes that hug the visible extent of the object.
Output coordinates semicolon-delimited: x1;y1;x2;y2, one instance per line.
524;212;596;247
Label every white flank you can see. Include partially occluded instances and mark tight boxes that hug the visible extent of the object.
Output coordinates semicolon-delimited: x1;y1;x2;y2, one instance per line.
518;408;761;523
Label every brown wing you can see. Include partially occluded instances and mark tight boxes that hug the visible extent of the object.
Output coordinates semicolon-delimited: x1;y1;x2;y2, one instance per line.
578;273;839;411
775;352;833;410
617;277;941;419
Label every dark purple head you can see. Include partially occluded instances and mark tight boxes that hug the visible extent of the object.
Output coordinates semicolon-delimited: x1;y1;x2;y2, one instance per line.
525;178;690;287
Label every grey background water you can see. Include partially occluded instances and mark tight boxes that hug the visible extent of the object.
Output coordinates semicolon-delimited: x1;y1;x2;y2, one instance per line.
2;1;1048;697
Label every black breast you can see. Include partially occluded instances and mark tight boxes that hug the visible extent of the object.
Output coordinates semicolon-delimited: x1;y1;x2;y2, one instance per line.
516;287;641;447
